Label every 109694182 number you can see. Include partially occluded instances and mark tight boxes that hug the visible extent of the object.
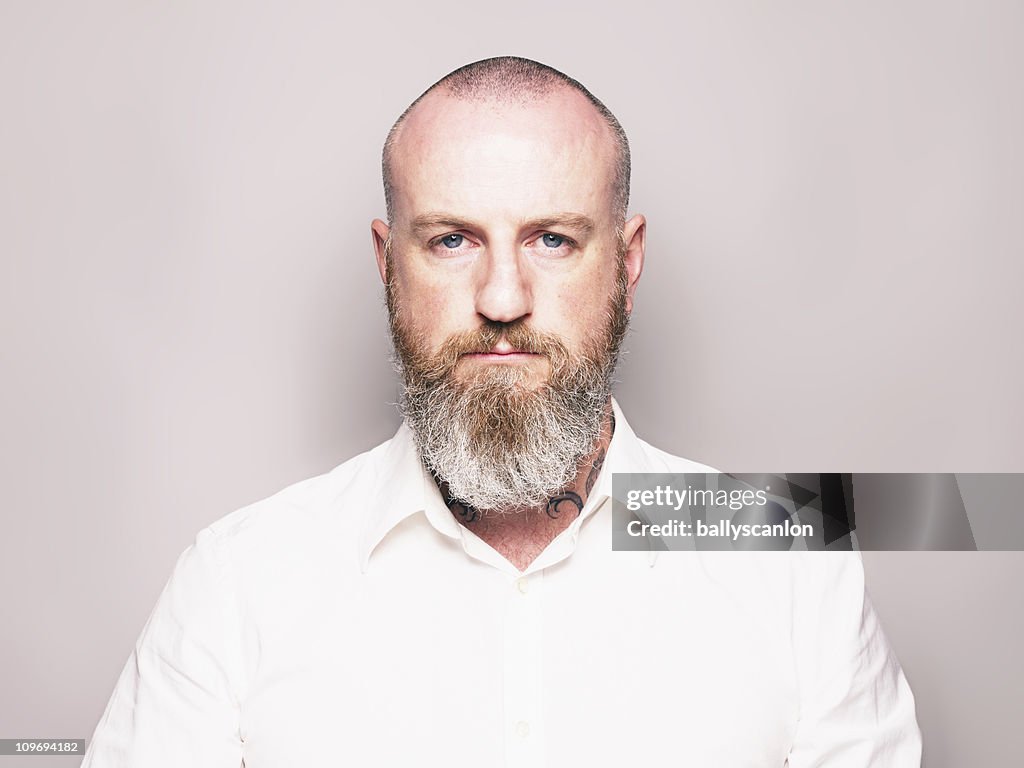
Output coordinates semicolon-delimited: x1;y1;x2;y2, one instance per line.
18;741;80;752
0;739;85;755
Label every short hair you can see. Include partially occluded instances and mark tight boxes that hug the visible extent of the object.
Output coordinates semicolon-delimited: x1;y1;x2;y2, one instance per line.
381;56;631;224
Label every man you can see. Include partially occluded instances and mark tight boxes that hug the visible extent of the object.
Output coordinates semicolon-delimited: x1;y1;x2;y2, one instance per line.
82;57;921;766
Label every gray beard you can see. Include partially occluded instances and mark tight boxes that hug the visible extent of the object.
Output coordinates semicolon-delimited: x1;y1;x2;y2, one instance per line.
399;363;612;513
386;245;629;514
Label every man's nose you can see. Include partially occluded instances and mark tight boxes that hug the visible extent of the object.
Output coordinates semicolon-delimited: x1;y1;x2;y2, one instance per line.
474;247;533;324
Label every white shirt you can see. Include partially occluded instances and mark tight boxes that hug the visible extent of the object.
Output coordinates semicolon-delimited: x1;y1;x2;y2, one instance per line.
82;400;921;767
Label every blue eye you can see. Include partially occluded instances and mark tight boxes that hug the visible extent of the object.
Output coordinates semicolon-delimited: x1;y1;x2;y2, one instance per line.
541;233;566;248
440;234;464;249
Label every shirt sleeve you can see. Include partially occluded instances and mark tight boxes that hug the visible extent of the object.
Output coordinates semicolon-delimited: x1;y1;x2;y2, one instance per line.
80;527;245;768
786;552;922;767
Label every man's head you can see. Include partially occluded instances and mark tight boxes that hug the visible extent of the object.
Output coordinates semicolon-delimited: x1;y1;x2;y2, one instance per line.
381;57;632;226
372;56;646;512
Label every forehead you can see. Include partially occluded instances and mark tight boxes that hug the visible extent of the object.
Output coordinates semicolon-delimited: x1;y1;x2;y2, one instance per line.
388;88;618;226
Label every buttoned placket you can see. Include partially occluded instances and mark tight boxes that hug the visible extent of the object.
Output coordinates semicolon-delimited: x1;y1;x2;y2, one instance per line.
503;570;545;767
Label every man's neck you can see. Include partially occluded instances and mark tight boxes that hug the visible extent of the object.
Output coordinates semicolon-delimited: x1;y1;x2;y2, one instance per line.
435;406;616;572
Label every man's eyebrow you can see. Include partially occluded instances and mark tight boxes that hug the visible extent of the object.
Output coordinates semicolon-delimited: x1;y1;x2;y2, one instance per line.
409;214;478;237
523;213;595;238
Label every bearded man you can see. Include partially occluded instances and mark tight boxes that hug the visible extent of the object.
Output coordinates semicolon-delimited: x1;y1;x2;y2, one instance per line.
82;57;922;767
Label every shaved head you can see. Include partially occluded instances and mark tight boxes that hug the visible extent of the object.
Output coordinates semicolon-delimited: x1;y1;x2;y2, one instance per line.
382;56;631;223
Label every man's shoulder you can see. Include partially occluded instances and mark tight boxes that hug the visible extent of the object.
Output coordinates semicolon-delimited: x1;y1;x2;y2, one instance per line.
632;436;721;475
198;434;396;556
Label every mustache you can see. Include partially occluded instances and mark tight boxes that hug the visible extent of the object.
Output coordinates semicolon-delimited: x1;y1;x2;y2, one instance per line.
407;320;574;382
445;321;566;356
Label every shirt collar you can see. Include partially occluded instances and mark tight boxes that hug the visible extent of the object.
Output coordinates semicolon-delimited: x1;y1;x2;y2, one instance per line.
356;420;431;573
592;397;650;508
357;397;658;572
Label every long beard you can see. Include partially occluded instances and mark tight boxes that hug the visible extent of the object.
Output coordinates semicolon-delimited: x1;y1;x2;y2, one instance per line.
387;260;629;513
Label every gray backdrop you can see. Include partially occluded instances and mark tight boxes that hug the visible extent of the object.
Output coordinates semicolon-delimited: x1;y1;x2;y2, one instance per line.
1;1;1021;765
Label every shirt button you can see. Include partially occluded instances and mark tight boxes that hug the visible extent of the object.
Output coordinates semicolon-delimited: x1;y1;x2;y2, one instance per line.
516;577;529;594
515;720;531;738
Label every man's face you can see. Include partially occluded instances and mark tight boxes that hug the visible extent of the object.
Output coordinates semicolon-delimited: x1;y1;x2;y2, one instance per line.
371;86;645;510
374;87;644;386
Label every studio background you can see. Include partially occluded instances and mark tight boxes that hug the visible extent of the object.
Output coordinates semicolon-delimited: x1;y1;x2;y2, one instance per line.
1;1;1021;766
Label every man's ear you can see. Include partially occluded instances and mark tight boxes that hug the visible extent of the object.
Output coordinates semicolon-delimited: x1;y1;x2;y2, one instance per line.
621;213;646;314
371;219;391;284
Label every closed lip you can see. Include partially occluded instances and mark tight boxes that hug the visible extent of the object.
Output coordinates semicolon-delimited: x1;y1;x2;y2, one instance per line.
464;351;539;360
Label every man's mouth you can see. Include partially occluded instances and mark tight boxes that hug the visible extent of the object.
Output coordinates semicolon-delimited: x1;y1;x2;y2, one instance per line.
463;351;540;362
462;341;542;362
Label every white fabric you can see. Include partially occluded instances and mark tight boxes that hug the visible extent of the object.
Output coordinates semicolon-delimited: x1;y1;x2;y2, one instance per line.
82;400;921;767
